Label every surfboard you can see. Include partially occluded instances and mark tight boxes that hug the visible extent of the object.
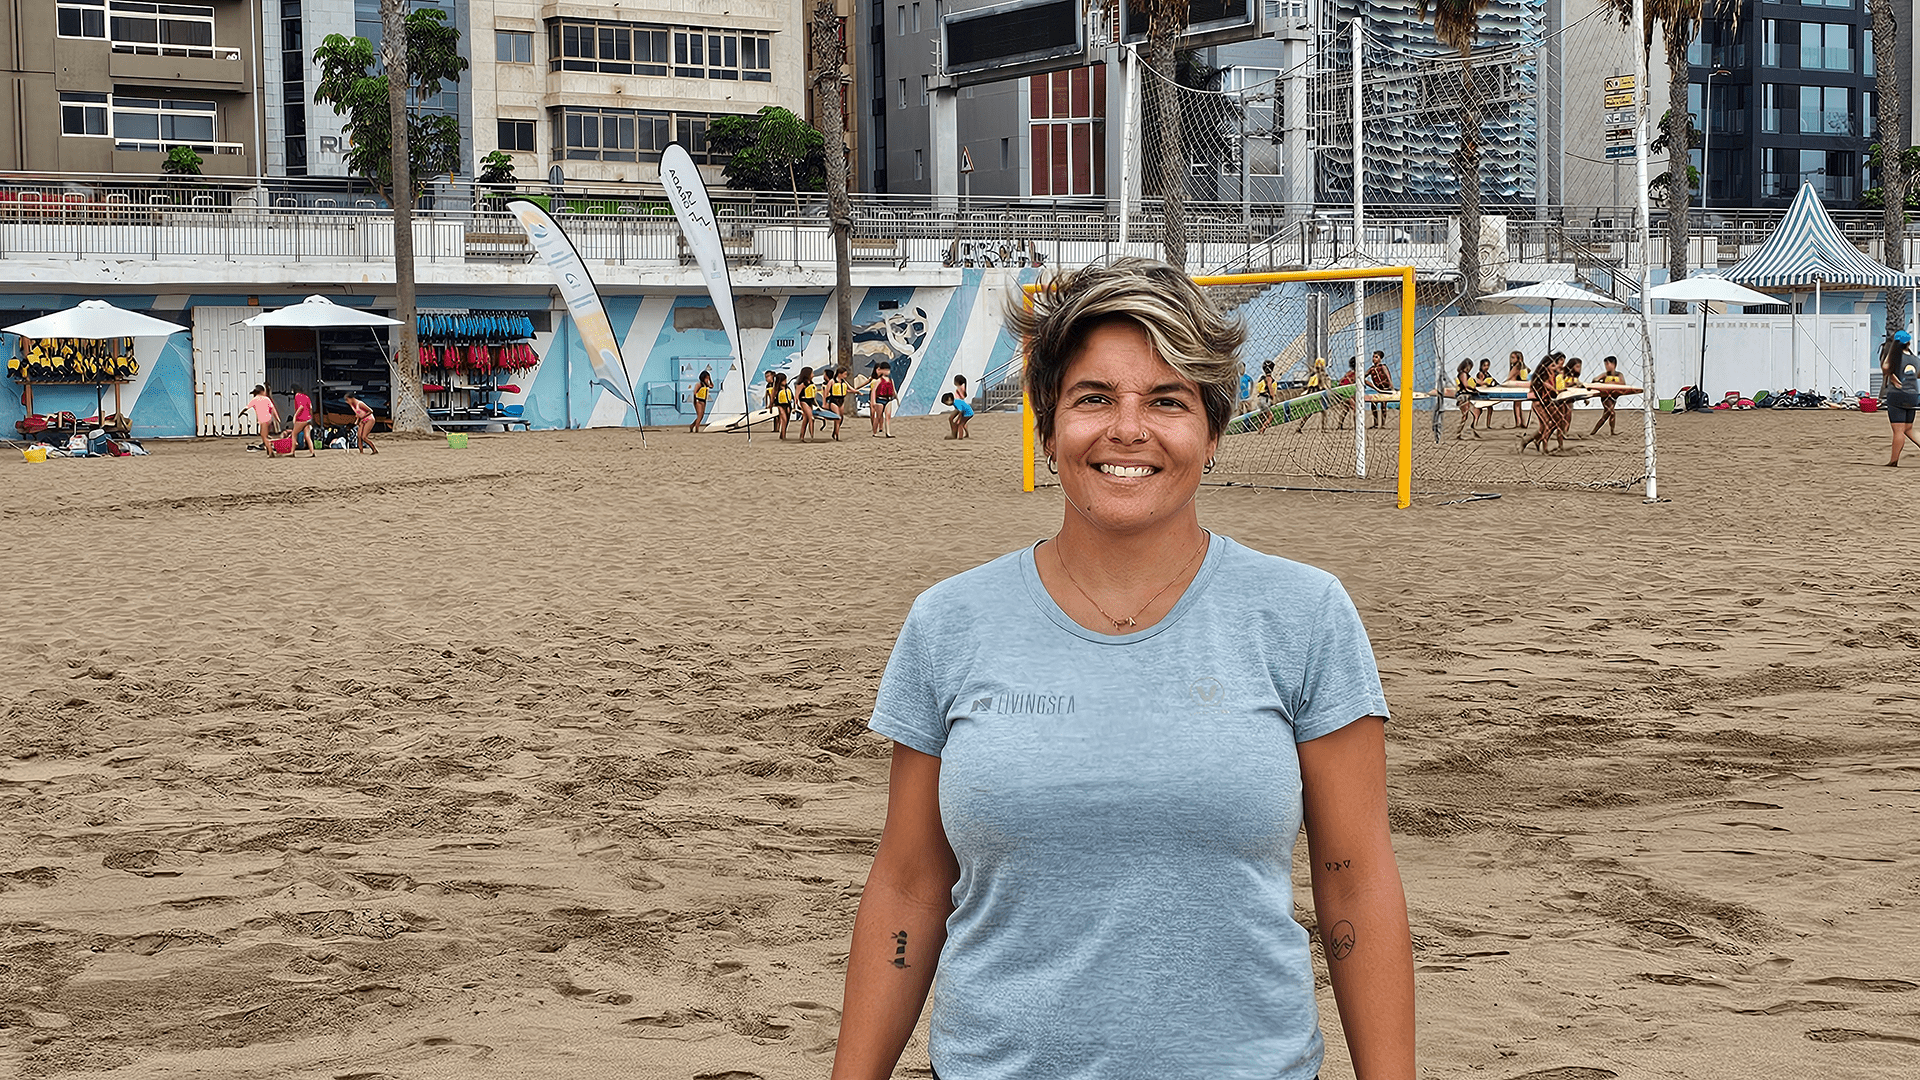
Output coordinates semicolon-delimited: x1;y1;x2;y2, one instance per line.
1364;392;1433;404
1586;383;1644;396
1554;387;1597;403
1472;387;1532;401
1225;384;1358;435
705;408;779;432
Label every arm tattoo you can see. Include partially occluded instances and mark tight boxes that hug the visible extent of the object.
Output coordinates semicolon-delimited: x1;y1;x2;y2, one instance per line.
891;930;910;968
1326;920;1356;962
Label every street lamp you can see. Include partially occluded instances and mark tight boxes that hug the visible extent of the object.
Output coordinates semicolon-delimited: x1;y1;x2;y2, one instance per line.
1701;67;1730;209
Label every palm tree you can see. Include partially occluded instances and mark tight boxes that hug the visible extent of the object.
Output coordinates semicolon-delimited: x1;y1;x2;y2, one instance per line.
811;1;853;371
1419;0;1490;313
1606;0;1712;313
1143;0;1192;268
1871;0;1905;339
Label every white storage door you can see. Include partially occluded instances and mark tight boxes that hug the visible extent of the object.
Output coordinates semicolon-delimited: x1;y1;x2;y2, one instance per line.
192;307;265;435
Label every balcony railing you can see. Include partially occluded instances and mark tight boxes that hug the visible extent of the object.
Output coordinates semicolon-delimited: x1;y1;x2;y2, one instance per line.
113;139;245;155
111;42;239;60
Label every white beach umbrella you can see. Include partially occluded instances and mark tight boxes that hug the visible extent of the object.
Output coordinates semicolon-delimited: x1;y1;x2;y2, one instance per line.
242;295;402;328
1479;281;1626;356
1647;276;1786;399
4;299;188;340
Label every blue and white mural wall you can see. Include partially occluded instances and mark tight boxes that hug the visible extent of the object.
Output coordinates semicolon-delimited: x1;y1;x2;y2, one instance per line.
506;267;1037;429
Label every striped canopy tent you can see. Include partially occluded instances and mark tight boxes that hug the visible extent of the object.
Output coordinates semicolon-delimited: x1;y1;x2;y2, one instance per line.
1724;182;1920;290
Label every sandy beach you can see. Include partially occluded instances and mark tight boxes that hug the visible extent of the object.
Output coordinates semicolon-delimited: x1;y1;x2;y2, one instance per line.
3;410;1917;1080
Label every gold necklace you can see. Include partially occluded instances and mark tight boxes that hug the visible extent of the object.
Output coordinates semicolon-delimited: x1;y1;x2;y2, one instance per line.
1055;535;1208;629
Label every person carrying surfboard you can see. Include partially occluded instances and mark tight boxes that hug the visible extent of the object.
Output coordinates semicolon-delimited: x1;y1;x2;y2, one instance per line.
1519;355;1567;454
1588;356;1625;436
1295;357;1334;432
834;256;1413;1080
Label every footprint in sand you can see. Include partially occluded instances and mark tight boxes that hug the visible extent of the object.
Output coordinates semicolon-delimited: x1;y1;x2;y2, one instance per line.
1804;1028;1920;1046
1730;1000;1853;1015
1803;976;1918;993
1638;973;1728;989
1503;1069;1618;1080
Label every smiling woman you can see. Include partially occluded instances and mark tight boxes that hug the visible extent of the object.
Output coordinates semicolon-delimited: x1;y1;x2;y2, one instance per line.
831;259;1416;1080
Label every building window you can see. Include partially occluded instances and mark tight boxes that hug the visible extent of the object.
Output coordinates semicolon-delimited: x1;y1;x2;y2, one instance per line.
57;0;105;38
63;93;222;150
552;106;733;163
106;0;219;57
912;2;921;32
549;21;761;80
1798;84;1850;134
1800;22;1851;71
898;78;906;109
1029;64;1108;197
914;148;923;180
1863;29;1873;75
920;73;929;105
1864;90;1875;138
60;92;109;136
1761;19;1780;66
1001;137;1010;170
498;119;535;151
496;30;532;63
897;5;905;36
1761;83;1780;132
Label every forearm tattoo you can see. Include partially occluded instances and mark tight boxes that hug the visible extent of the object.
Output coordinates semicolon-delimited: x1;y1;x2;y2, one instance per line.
1326;920;1356;962
891;930;910;968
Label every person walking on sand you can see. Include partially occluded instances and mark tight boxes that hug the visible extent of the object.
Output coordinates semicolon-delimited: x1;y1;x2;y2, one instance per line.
1452;359;1483;439
1589;355;1626;436
1296;357;1332;432
1252;359;1278;433
1365;350;1393;429
831;257;1413;1080
772;372;794;440
1882;330;1920;466
870;362;897;438
344;392;378;454
1506;351;1529;428
245;385;283;457
796;366;821;442
825;367;851;440
690;369;712;432
286;385;317;456
1475;359;1499;429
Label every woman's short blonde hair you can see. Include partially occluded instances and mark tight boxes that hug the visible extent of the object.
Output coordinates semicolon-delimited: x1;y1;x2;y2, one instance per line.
1008;257;1246;445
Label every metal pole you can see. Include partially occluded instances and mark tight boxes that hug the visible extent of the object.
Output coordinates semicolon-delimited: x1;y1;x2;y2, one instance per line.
1352;17;1366;478
1632;0;1659;501
1119;44;1138;248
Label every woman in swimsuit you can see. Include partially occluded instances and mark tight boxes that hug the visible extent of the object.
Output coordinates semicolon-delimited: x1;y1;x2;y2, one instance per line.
690;369;712;432
1452;359;1482;439
1506;351;1529;429
345;392;378;454
772;373;793;440
288;384;317;456
1474;359;1498;428
825;367;850;440
795;366;820;442
871;362;897;438
1518;357;1565;454
245;385;283;456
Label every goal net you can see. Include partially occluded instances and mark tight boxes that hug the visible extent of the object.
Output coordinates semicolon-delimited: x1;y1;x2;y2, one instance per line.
1022;268;1656;500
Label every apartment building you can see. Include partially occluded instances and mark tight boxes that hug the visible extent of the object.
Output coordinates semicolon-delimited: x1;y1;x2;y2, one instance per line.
1687;0;1903;210
467;0;805;188
0;0;261;174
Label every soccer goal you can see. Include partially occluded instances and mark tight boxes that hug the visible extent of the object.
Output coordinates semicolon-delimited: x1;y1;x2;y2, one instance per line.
1020;267;1656;505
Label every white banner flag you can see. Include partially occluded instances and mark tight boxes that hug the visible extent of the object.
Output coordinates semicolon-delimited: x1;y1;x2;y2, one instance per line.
505;199;635;422
659;144;751;430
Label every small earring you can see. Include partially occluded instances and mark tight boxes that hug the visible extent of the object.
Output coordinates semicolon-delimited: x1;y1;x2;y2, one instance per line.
1046;456;1057;475
1204;458;1216;474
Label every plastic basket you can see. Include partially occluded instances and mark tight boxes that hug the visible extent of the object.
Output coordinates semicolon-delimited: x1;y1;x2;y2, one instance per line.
446;432;469;449
1860;396;1880;413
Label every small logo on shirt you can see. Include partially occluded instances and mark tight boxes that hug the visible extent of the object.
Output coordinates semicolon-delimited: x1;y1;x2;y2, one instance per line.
971;693;1075;715
1188;676;1226;711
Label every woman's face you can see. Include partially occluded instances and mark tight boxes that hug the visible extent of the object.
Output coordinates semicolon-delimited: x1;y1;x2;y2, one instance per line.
1048;320;1214;536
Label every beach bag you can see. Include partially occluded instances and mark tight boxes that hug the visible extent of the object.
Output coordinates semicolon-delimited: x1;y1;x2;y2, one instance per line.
1683;387;1709;412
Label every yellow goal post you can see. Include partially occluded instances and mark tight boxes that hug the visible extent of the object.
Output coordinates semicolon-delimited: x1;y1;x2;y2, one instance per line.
1020;266;1420;508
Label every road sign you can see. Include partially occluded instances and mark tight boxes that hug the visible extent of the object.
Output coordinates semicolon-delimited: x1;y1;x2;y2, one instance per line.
1605;144;1637;160
1605;127;1636;144
1603;74;1637;111
960;145;973;174
1605;107;1638;127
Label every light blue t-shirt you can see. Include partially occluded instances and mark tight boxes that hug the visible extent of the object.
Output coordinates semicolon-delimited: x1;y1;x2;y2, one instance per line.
869;532;1391;1080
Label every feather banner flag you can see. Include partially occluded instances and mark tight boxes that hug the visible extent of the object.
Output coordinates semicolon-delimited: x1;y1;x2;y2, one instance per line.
658;143;753;435
505;198;638;431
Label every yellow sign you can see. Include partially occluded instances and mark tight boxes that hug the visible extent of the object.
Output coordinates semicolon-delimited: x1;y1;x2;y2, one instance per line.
1604;75;1636;93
